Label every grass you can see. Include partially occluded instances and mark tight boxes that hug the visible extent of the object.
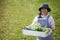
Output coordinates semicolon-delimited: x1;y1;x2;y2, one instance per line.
0;0;60;40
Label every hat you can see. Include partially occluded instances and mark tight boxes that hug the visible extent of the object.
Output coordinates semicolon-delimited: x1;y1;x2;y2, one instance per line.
39;4;51;12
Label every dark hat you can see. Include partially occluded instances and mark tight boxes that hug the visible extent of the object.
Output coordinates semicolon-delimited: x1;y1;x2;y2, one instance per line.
39;4;51;12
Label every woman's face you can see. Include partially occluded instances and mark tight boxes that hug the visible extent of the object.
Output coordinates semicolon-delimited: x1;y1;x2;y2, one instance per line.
41;8;48;15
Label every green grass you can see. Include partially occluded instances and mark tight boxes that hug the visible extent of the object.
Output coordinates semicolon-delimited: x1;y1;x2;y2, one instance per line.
0;0;60;40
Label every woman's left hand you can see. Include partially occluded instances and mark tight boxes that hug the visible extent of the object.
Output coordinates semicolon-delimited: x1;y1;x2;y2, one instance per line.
52;28;55;32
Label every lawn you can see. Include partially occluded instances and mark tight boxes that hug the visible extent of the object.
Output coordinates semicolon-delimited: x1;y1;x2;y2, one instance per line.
0;0;60;40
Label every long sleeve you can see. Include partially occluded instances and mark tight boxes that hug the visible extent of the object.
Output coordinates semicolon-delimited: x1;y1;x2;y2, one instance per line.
49;16;55;29
29;15;38;27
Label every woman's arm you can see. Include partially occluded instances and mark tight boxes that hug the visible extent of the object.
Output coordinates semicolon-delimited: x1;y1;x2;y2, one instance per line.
28;15;38;27
49;16;55;32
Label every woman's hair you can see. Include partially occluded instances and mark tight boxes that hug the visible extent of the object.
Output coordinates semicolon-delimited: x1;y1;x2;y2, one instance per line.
38;12;42;18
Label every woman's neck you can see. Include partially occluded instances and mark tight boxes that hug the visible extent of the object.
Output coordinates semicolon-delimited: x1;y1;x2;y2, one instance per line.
41;13;47;16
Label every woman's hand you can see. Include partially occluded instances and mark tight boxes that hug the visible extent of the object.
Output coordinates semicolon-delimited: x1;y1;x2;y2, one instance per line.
52;28;55;32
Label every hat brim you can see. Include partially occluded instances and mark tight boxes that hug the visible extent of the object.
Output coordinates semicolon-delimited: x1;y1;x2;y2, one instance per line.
39;7;51;12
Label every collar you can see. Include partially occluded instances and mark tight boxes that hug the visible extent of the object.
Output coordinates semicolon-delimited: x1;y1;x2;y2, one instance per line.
41;14;49;18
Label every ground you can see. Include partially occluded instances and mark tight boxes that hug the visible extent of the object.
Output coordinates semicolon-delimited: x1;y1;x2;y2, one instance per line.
0;0;60;40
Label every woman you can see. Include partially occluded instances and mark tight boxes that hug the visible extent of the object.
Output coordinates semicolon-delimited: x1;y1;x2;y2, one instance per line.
29;4;55;40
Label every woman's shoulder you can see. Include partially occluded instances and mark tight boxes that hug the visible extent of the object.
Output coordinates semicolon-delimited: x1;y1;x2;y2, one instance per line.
35;15;39;18
33;15;39;20
49;15;53;19
48;15;54;21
